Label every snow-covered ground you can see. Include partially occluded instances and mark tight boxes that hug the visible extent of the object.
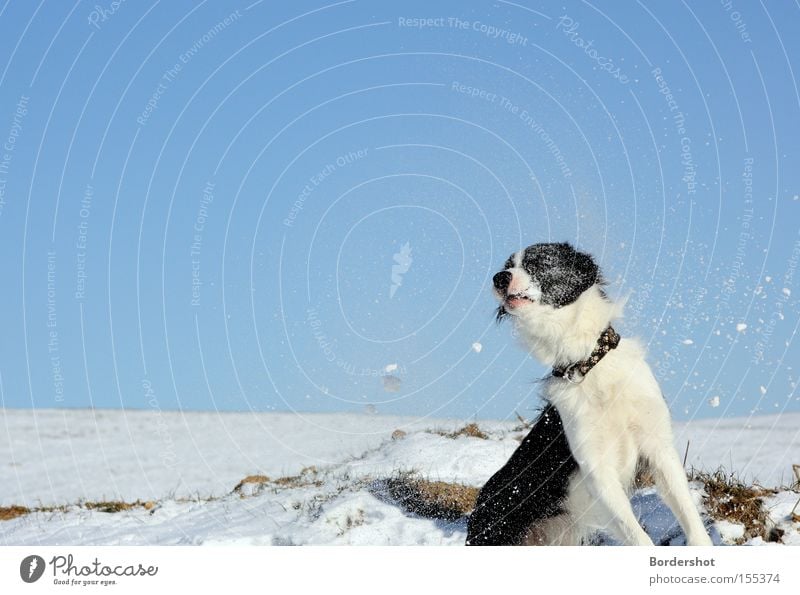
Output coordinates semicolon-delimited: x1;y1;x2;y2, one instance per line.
0;408;797;546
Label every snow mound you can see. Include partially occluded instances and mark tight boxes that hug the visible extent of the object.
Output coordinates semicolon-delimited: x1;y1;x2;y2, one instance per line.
1;410;798;546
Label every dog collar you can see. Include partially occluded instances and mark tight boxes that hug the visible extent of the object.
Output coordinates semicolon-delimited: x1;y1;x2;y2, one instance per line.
552;326;621;383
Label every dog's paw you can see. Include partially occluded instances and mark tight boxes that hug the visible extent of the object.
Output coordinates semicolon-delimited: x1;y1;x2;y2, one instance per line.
686;533;714;546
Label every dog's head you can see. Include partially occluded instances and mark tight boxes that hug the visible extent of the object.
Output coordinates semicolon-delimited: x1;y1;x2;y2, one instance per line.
493;242;602;322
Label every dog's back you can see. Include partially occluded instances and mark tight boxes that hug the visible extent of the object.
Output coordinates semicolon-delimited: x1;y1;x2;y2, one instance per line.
466;404;577;545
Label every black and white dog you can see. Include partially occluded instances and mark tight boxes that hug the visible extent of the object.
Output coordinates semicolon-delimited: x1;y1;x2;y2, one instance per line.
466;242;712;546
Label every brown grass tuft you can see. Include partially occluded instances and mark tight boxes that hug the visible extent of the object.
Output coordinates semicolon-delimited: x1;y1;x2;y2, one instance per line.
232;474;270;494
433;423;488;440
692;469;780;544
0;505;30;521
84;501;135;513
273;466;323;489
233;466;324;495
83;500;155;513
381;474;479;521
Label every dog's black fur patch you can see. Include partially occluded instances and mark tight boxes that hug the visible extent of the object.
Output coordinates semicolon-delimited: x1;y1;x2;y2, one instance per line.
465;404;578;546
522;243;599;307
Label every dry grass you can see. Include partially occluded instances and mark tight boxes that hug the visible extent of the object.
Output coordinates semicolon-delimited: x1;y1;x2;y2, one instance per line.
232;474;271;494
1;499;157;521
691;469;781;544
433;423;489;440
0;505;30;521
83;500;156;513
633;459;656;489
511;411;533;432
232;467;323;496
331;509;365;536
273;466;323;488
379;473;479;521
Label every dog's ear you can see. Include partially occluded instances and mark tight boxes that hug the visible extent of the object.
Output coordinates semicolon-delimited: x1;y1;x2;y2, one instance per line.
568;247;599;287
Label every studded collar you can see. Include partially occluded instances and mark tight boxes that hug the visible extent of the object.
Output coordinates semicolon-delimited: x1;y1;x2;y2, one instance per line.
552;326;621;383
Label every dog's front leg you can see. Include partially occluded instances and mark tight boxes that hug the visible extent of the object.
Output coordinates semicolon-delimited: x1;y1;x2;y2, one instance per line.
648;449;713;546
580;468;654;545
560;406;653;545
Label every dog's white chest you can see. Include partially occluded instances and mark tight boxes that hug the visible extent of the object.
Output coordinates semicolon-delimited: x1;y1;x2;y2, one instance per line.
547;377;642;476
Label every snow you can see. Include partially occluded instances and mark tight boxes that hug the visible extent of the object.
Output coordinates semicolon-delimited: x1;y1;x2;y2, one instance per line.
708;396;720;408
736;323;747;332
762;491;800;546
0;408;798;546
384;363;398;373
0;409;517;509
382;375;402;392
714;520;745;542
682;339;694;345
673;413;799;488
471;342;483;353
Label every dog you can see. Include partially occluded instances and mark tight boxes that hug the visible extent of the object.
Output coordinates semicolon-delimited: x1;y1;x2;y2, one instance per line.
466;242;712;546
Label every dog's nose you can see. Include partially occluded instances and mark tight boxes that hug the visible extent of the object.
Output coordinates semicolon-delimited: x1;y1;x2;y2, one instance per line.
493;271;512;293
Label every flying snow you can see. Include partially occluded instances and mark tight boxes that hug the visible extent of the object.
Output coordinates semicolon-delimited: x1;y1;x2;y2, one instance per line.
383;375;402;393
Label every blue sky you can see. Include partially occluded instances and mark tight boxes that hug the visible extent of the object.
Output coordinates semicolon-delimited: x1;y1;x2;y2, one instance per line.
0;0;798;422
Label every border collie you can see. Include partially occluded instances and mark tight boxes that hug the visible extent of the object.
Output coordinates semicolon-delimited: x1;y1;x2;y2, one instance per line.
466;242;712;546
